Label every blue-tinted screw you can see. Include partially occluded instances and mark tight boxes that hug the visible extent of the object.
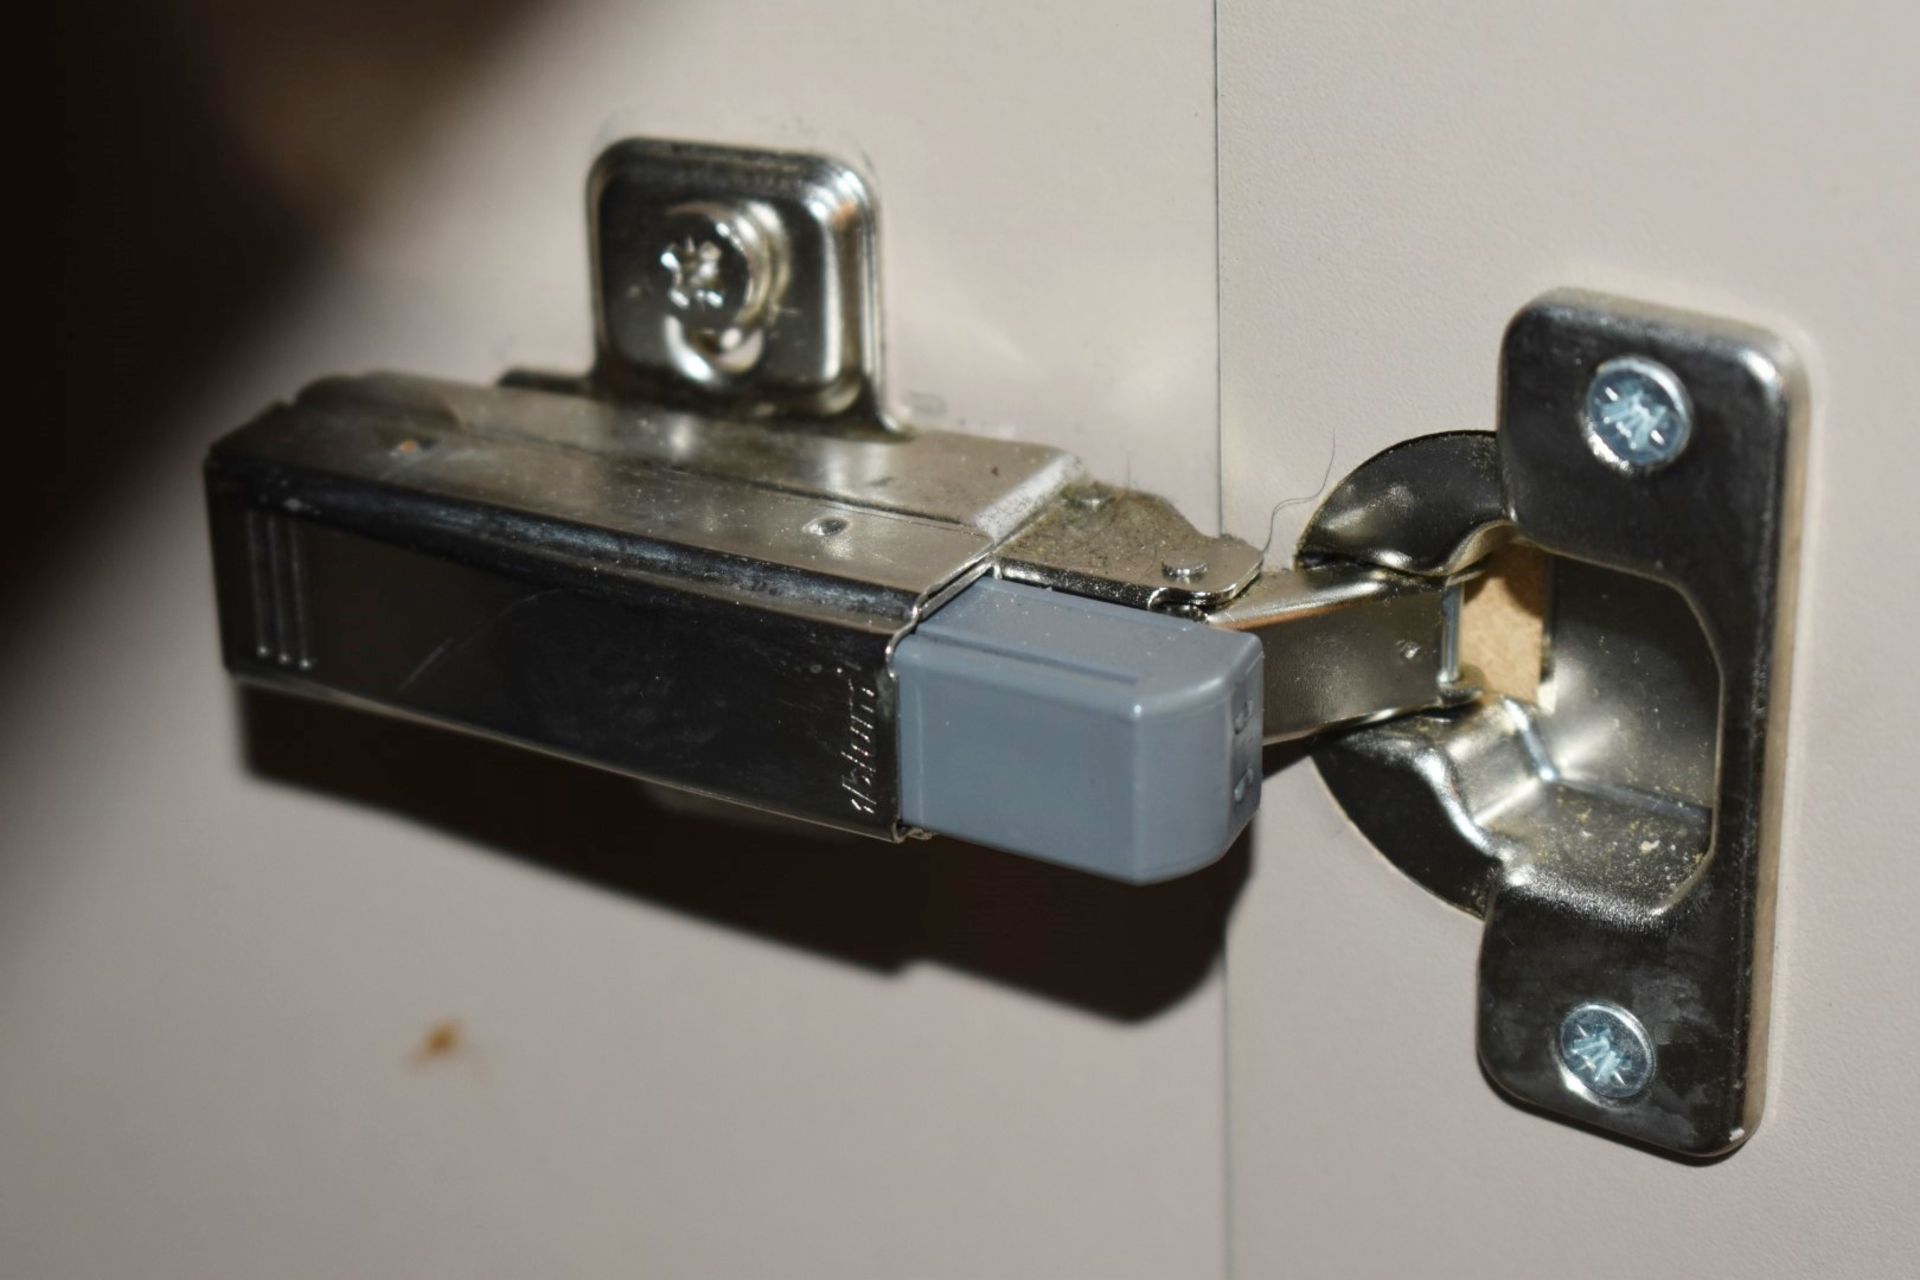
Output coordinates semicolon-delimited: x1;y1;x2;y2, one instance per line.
1583;356;1693;471
1558;1001;1655;1101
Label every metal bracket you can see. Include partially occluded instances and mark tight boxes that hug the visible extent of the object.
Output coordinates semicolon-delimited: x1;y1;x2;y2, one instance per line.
205;137;1456;881
1305;292;1805;1157
588;138;882;417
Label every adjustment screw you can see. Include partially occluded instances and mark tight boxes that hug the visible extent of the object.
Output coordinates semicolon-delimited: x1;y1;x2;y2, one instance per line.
658;202;778;335
1583;356;1693;472
1162;557;1209;582
1557;1001;1655;1101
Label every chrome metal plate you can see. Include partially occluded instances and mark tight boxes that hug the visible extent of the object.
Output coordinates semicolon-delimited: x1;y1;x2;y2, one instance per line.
590;137;881;417
206;371;1082;838
1310;291;1805;1156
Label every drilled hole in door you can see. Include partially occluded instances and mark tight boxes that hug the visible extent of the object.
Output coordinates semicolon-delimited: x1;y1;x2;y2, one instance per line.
1460;542;1548;703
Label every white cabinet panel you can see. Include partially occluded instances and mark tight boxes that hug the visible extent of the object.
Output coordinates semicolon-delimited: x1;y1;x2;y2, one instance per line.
1222;6;1920;1277
5;4;1224;1277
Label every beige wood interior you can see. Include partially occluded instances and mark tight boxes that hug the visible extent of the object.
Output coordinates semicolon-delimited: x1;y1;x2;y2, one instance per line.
1460;543;1548;703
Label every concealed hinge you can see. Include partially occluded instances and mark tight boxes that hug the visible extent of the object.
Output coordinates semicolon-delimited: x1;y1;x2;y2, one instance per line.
204;138;1802;1159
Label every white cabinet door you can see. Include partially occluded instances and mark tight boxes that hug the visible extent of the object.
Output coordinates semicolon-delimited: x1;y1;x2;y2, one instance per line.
1221;7;1920;1277
6;4;1226;1277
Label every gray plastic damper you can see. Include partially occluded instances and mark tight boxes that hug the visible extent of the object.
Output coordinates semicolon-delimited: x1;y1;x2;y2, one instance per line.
894;577;1263;883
